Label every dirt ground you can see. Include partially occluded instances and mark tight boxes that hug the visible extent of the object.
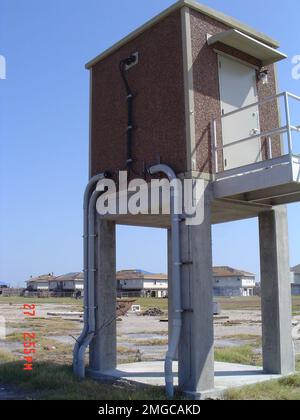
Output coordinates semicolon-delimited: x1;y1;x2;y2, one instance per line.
0;299;299;365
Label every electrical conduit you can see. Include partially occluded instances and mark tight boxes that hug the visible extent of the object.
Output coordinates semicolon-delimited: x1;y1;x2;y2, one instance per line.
73;173;107;378
148;164;182;398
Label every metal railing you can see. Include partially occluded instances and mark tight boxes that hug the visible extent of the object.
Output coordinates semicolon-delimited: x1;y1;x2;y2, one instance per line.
211;91;300;176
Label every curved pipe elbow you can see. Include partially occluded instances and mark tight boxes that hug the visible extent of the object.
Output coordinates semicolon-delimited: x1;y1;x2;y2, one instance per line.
148;164;176;182
76;330;95;379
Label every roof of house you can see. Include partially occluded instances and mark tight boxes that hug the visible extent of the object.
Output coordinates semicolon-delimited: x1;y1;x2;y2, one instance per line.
53;272;84;282
27;272;84;284
27;274;55;284
117;270;168;281
291;265;300;274
27;267;256;284
86;0;280;69
213;267;255;278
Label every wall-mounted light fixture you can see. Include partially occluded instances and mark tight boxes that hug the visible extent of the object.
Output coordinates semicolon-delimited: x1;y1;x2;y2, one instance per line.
257;69;269;85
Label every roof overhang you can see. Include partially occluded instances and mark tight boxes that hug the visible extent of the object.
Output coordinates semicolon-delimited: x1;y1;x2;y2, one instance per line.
207;29;287;66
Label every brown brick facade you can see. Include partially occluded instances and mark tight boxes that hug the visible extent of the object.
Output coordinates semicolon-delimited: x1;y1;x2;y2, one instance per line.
90;10;186;179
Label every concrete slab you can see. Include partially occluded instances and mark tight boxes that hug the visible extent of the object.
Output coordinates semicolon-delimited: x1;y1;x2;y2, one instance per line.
88;361;283;398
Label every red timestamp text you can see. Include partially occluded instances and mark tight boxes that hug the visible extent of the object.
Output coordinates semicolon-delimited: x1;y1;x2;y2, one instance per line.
22;304;36;371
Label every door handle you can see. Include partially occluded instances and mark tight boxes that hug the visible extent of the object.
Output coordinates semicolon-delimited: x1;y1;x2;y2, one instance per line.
250;128;260;135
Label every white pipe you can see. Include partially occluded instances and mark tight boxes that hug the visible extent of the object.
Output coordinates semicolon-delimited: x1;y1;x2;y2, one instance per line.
149;164;182;398
73;173;106;377
76;190;100;378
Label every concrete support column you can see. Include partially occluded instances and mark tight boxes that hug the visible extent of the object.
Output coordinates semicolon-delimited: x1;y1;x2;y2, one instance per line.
259;206;295;375
178;184;214;397
89;218;117;373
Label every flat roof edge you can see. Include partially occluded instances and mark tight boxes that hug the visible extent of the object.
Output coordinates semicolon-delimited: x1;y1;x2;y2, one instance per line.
85;0;280;69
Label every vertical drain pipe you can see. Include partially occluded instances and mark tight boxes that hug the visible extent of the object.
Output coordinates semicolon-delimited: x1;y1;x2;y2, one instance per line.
149;164;182;398
73;173;107;377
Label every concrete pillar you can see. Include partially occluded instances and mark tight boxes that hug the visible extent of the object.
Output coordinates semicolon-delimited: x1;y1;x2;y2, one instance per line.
259;206;295;375
89;218;117;373
178;184;214;398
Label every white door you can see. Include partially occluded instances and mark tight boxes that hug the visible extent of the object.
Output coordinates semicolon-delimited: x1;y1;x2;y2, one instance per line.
218;55;262;171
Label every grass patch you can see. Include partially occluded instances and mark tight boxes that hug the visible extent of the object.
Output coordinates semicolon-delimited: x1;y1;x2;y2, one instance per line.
0;296;83;306
0;349;16;363
23;318;80;336
222;349;300;400
35;338;74;364
117;346;137;355
0;361;171;400
215;296;300;312
134;339;168;346
4;334;75;365
6;332;24;342
135;298;168;312
296;356;300;371
224;373;300;400
292;297;300;313
2;296;299;312
215;345;261;366
222;334;262;347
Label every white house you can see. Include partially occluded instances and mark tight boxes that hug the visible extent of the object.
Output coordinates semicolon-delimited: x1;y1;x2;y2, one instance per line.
49;272;84;292
117;269;168;298
291;265;300;295
26;272;84;295
26;274;54;291
212;267;256;297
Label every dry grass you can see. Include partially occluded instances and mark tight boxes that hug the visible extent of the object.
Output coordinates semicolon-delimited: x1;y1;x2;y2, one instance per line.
224;373;300;400
216;296;300;312
134;338;168;346
0;361;169;400
135;298;168;311
0;296;83;306
222;354;300;400
23;317;81;336
0;349;15;363
117;346;138;355
221;334;262;346
215;345;262;366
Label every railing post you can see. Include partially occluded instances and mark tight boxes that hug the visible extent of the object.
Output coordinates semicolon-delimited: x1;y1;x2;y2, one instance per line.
211;119;218;174
284;92;293;156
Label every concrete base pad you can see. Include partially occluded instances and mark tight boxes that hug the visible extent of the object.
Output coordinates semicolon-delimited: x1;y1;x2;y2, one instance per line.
88;361;283;399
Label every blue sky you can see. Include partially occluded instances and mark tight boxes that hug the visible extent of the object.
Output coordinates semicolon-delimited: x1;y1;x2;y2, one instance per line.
0;0;299;286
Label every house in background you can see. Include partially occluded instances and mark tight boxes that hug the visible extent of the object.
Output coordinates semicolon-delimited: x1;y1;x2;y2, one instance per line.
26;272;84;296
26;274;54;291
290;265;300;295
213;267;256;297
49;272;84;293
26;268;258;298
117;269;168;298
